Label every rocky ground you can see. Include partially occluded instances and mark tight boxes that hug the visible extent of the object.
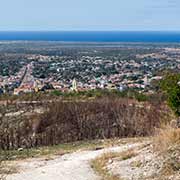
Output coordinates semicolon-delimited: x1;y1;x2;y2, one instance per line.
107;144;179;180
107;145;158;180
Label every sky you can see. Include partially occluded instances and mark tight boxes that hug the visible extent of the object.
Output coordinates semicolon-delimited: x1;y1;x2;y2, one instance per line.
0;0;180;31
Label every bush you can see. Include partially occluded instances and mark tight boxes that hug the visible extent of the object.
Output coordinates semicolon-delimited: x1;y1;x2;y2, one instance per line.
154;126;180;175
160;73;180;116
154;126;180;153
29;98;168;147
0;97;172;150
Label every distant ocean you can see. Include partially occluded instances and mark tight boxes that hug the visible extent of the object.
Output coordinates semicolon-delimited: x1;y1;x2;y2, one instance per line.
0;31;180;42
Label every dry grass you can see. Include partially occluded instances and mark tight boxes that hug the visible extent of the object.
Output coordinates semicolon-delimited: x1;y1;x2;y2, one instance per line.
0;162;18;175
0;137;146;161
120;149;137;161
91;149;137;180
0;140;106;161
91;153;122;180
0;161;18;180
154;126;180;178
154;126;180;153
130;160;142;168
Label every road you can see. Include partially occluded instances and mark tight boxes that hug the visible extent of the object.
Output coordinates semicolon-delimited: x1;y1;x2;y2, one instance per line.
7;143;141;180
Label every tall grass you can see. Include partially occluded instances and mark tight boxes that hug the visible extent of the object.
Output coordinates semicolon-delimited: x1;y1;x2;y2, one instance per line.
154;126;180;153
154;126;180;177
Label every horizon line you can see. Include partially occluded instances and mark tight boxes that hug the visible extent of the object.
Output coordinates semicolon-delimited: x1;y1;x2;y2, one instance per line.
0;30;180;32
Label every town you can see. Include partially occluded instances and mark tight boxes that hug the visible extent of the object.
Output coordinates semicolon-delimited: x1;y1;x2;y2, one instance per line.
0;42;180;95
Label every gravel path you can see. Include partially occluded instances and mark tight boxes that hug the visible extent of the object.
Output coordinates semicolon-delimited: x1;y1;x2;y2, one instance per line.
7;143;141;180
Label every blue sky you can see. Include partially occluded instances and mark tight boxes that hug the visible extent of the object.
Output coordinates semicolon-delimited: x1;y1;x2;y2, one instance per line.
0;0;180;31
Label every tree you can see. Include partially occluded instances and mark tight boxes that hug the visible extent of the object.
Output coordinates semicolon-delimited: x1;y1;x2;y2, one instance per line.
160;73;180;116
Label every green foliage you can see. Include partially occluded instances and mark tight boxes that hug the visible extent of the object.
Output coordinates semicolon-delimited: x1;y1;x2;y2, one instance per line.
51;90;63;96
51;89;148;102
160;73;180;116
0;88;149;103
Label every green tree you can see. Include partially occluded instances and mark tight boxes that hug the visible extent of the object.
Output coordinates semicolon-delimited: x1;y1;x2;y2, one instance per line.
160;73;180;116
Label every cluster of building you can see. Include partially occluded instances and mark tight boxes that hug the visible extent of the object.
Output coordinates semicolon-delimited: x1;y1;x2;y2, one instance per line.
0;46;180;95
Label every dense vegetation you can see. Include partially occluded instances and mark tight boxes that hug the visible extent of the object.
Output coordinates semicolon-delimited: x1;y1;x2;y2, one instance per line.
0;54;27;77
0;97;171;150
0;88;156;102
160;73;180;116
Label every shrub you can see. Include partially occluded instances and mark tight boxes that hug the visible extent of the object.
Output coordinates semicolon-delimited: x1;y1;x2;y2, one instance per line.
160;73;180;116
0;97;172;150
154;126;180;176
154;126;180;153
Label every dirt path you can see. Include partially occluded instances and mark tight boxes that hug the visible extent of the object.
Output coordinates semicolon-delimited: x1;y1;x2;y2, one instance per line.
7;143;141;180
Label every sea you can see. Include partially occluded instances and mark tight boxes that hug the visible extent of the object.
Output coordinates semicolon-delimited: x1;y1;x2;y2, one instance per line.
0;31;180;42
